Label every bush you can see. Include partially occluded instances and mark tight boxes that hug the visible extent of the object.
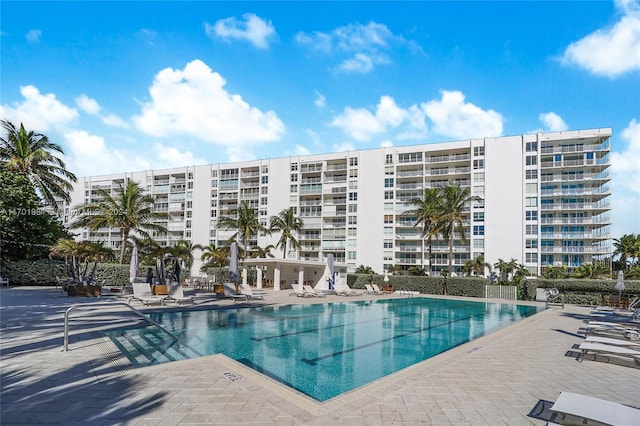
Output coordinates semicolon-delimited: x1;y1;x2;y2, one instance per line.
2;259;130;286
523;278;640;304
348;274;488;297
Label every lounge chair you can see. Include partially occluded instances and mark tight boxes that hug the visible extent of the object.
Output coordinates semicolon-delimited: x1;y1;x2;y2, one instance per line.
165;283;194;304
585;335;640;348
128;283;166;306
549;392;640;426
578;341;640;365
365;284;383;295
303;285;326;297
240;283;265;300
334;281;361;296
223;282;248;302
289;283;309;297
372;284;391;294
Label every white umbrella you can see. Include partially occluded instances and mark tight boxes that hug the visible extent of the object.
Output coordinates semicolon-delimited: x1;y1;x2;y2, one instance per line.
615;270;625;299
325;254;335;290
384;271;389;283
129;245;139;283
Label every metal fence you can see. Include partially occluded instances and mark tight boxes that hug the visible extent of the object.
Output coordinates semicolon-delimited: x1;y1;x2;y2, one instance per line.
484;285;517;300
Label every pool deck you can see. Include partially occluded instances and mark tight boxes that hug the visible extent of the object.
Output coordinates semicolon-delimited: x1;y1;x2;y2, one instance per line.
1;286;639;425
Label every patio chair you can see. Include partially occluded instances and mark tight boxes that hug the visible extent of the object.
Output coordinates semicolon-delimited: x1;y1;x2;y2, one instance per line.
334;281;361;296
303;285;326;297
584;335;640;349
365;284;383;295
223;282;248;302
578;341;640;365
289;283;309;297
128;283;167;306
549;392;640;426
240;283;265;300
372;284;391;294
165;283;194;305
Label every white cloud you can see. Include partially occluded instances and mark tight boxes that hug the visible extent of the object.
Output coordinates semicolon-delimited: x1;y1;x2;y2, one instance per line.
610;118;640;235
561;0;640;77
314;91;326;109
26;29;41;43
331;96;426;142
296;21;407;74
0;85;78;132
75;94;129;128
65;130;206;177
205;13;275;49
75;94;101;115
333;142;356;152
293;145;311;156
133;59;285;146
380;139;394;148
539;112;568;132
421;90;503;140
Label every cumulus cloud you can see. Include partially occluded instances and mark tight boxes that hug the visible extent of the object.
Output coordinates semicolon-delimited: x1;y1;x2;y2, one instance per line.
296;21;408;74
75;94;129;128
561;0;640;77
65;130;206;176
610;118;640;235
0;85;77;132
314;91;326;109
133;59;285;146
539;112;568;132
205;13;275;49
333;141;356;152
331;96;427;142
421;90;503;140
26;29;42;43
380;139;394;148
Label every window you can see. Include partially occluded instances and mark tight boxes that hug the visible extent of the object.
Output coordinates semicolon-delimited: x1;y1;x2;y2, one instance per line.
211;170;218;178
473;239;484;249
385;166;394;175
526;225;537;235
525;253;538;263
586;152;594;160
348;216;357;225
349;169;358;178
186;201;192;209
526;197;538;207
526;239;538;249
349;157;358;166
473;159;484;169
291;163;298;171
261;165;268;174
211;180;218;187
384;202;393;212
347;251;356;260
526;210;538;221
349;192;358;201
526;155;537;166
384;191;394;200
261;186;268;195
384;215;393;224
261;197;268;206
385;154;393;164
383;240;393;249
261;176;269;184
384;178;394;188
473;212;484;221
472;186;484;196
526;142;538;152
473;172;485;183
473;225;484;236
383;227;393;236
290;185;298;193
526;183;537;194
526;170;538;179
291;174;298;182
186;211;192;218
187;182;193;189
473;146;485;156
348;204;357;213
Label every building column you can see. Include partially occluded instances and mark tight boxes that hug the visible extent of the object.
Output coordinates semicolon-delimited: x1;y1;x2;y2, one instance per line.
298;267;305;288
256;267;263;289
273;265;281;291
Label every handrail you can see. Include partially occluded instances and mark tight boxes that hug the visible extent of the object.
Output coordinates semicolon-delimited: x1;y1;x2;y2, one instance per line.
63;302;179;351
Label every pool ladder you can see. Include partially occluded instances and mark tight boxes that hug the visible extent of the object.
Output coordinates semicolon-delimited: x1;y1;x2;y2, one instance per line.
63;302;178;351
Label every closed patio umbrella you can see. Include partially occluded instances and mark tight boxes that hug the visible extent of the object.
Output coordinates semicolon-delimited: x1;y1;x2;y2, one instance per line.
129;245;139;283
156;257;166;285
229;242;239;282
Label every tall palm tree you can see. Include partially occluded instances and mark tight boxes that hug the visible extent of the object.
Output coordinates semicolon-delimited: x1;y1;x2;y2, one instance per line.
438;183;482;291
70;180;167;264
470;255;491;276
200;243;230;282
405;188;443;275
0;119;77;209
269;207;303;259
218;201;265;260
172;239;202;270
613;233;640;271
250;244;276;258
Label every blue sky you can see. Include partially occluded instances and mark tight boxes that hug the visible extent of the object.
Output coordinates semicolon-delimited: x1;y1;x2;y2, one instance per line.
1;1;639;237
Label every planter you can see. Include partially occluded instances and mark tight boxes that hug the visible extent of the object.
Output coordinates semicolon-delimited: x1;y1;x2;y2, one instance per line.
67;285;102;297
152;284;168;295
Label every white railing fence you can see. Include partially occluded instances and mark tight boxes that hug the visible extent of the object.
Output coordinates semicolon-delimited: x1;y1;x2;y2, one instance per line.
484;285;517;300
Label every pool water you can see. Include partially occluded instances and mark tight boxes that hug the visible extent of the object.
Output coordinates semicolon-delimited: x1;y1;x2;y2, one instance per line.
105;297;543;401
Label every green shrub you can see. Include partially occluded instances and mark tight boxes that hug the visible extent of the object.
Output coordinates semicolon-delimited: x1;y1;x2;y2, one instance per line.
524;278;640;304
348;274;488;297
2;259;130;286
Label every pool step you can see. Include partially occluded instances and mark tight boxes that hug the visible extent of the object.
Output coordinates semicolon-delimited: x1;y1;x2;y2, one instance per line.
108;326;200;367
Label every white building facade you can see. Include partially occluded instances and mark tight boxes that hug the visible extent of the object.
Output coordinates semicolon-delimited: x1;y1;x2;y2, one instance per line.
62;128;612;277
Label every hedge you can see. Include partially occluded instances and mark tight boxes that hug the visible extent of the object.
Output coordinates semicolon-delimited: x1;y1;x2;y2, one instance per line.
523;278;640;304
2;259;131;286
348;274;488;298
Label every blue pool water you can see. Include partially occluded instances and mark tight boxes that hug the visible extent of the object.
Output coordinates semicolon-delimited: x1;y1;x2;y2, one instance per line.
105;297;543;401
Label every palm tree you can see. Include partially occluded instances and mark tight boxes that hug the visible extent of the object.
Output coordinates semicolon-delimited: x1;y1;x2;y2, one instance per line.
493;258;518;282
200;243;230;282
269;207;303;258
613;233;640;271
50;239;113;283
355;265;375;274
438;183;482;291
70;180;167;264
217;201;264;260
250;244;276;258
470;255;491;277
172;239;202;270
0;119;77;209
405;188;443;275
572;263;610;279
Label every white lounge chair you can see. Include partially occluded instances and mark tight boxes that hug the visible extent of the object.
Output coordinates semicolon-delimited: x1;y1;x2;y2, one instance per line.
289;283;309;297
334;280;361;296
585;335;640;348
240;283;265;300
365;284;383;295
372;284;391;294
165;283;194;304
128;283;166;306
223;282;248;302
578;341;640;365
549;392;640;426
303;285;326;297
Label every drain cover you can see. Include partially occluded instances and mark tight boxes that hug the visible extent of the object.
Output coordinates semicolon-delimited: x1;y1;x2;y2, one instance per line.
223;372;241;381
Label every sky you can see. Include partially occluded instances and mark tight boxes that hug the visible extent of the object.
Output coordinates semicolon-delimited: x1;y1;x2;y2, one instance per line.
1;1;639;238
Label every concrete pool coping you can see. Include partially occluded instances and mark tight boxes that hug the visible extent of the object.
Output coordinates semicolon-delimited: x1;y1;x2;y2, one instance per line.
2;286;639;424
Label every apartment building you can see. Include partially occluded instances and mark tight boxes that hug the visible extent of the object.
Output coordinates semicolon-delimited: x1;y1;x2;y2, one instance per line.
63;128;612;276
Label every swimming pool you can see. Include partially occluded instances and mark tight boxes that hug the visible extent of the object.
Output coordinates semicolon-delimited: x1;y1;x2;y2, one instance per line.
106;297;543;401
